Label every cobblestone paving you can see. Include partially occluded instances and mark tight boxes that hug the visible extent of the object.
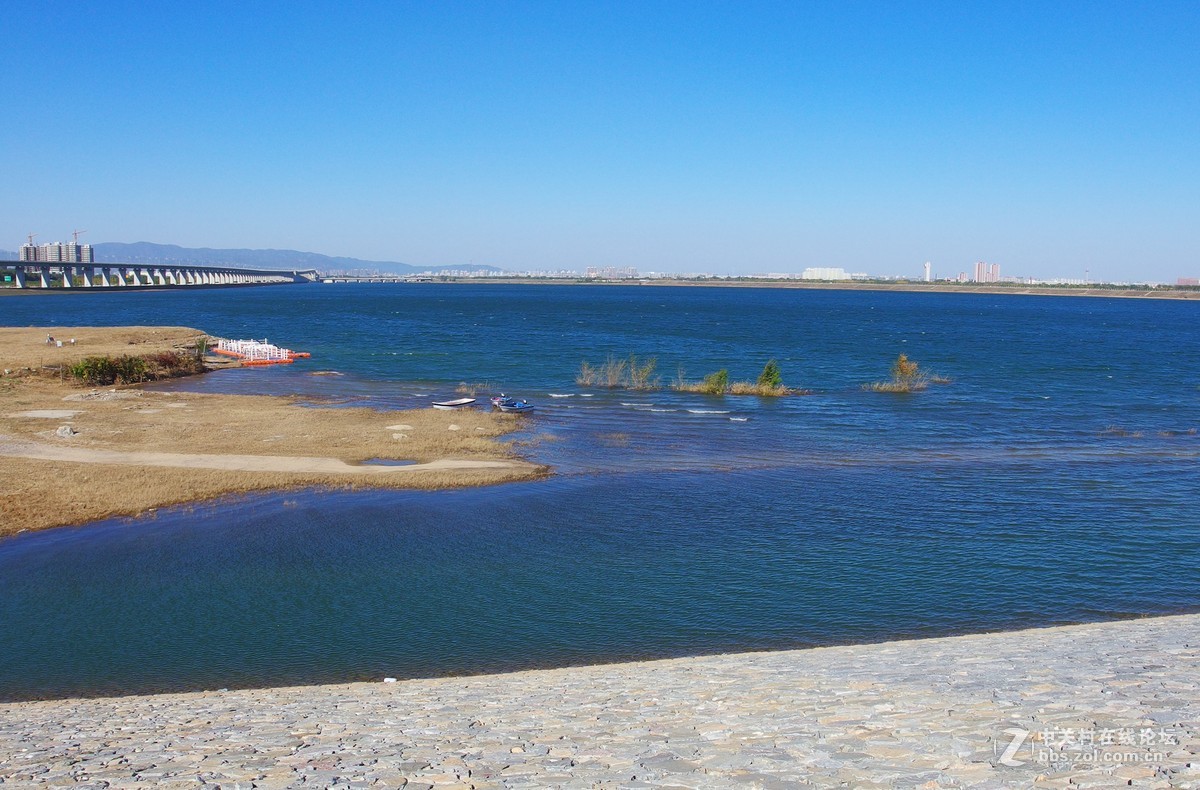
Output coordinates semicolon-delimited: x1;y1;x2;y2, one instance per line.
2;615;1198;788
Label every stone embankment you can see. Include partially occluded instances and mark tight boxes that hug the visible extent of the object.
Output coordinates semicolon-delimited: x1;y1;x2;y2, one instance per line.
1;615;1198;788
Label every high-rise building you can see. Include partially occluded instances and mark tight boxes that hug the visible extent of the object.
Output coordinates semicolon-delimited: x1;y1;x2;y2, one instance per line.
923;261;931;282
585;266;638;279
972;261;1000;283
800;267;850;280
16;238;94;263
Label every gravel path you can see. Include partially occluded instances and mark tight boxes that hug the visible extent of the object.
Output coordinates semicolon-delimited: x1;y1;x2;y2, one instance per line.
1;615;1198;788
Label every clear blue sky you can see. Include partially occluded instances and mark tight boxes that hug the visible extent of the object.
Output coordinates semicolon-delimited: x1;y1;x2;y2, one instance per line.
2;1;1197;280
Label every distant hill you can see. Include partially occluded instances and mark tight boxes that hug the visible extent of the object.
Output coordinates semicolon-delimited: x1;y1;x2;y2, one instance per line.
90;242;501;275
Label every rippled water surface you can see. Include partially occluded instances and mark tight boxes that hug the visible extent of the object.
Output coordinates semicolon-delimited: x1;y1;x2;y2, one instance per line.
1;284;1199;700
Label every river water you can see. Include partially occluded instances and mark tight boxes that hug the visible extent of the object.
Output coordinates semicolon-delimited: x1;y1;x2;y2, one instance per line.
1;283;1198;700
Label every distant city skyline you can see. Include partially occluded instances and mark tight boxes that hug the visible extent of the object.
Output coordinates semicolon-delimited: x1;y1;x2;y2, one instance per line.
0;237;1187;285
3;3;1197;282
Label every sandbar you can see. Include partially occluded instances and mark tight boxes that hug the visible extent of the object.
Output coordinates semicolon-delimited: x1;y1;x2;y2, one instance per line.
0;326;545;535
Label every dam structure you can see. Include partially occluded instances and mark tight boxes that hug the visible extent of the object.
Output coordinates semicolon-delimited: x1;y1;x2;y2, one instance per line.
0;261;318;289
1;614;1197;787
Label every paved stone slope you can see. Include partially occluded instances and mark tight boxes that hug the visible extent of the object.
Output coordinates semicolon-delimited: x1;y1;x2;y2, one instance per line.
1;615;1198;788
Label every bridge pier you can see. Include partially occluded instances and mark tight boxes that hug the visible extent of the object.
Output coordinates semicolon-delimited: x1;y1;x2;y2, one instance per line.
4;262;316;289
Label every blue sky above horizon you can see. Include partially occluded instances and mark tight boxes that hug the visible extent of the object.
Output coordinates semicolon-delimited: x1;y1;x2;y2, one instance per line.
2;1;1197;280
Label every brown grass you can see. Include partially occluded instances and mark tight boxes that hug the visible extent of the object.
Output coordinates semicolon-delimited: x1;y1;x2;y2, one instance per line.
0;326;546;536
673;376;803;397
863;380;927;393
455;381;498;396
0;326;208;373
575;354;659;390
727;382;800;396
864;353;931;393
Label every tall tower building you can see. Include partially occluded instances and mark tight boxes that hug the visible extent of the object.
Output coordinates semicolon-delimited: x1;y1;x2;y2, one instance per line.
923;261;931;282
973;261;986;282
42;242;65;263
17;236;94;262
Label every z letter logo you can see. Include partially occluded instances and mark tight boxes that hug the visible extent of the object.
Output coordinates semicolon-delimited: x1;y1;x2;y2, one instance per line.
998;728;1029;767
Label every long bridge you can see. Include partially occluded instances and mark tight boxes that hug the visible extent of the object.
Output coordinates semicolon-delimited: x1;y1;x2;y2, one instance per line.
0;262;319;289
319;275;433;283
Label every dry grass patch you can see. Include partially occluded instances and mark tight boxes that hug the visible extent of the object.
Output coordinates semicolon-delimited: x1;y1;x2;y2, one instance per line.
0;326;207;374
864;354;934;393
576;354;659;390
673;361;805;396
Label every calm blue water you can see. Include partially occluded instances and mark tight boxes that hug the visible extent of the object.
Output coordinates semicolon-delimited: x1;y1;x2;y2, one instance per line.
2;283;1199;700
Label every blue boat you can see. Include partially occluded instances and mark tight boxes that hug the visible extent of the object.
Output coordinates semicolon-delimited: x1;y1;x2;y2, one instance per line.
492;395;535;413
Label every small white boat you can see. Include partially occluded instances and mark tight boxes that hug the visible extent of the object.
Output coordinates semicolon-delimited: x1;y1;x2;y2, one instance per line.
432;398;477;410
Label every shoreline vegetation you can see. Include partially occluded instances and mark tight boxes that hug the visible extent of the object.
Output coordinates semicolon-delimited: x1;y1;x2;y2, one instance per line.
575;353;953;396
576;354;806;396
864;354;952;393
0;326;545;537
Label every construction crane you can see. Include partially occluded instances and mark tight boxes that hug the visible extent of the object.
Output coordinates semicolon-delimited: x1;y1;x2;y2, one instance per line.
26;233;37;246
72;229;88;243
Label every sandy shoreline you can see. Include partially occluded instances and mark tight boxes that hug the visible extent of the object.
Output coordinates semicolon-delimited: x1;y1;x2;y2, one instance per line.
1;613;1196;786
0;326;545;535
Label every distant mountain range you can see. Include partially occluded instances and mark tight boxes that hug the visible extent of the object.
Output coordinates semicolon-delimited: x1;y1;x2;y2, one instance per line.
81;242;501;275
